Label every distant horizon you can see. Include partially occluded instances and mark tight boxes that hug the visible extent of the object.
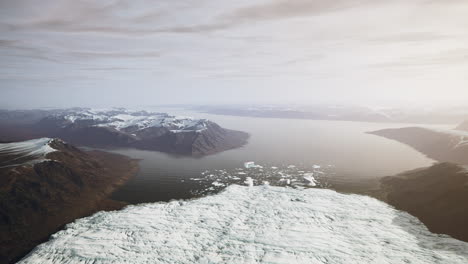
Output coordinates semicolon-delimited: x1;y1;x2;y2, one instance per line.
2;101;468;111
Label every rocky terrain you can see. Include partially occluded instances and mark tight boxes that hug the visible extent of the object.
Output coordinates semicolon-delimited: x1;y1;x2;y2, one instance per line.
329;162;468;243
377;163;468;242
0;138;139;263
0;108;249;156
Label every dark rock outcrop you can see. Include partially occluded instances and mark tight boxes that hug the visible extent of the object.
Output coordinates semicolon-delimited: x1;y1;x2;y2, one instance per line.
378;163;468;242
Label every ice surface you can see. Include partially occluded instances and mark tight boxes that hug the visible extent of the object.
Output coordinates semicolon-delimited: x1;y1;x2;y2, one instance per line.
188;163;328;197
20;185;468;264
244;161;256;168
303;173;317;187
244;177;254;187
244;161;263;169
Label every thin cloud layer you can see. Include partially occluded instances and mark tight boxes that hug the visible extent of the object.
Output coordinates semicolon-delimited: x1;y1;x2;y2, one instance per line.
1;0;468;108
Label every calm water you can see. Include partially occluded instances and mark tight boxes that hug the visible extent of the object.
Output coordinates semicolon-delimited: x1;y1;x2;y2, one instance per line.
110;108;449;204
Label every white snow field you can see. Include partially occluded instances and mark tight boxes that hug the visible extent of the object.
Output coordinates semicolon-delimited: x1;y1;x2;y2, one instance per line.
0;138;56;168
0;138;56;156
20;185;468;264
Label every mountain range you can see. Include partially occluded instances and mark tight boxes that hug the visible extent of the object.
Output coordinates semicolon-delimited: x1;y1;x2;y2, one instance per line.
0;108;249;156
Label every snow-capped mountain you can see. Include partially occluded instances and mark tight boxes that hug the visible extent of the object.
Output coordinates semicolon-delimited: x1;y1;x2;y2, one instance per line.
0;138;138;263
0;138;57;169
48;108;209;133
19;185;468;263
0;108;249;156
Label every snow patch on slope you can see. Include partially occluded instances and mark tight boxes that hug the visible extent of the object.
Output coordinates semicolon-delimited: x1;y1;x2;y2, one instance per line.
0;138;57;168
20;185;468;263
57;108;209;133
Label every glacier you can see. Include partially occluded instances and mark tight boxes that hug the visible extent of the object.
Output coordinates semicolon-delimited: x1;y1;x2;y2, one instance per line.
19;185;468;264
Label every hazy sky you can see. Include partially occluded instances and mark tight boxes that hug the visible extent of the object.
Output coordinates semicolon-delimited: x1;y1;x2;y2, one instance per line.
1;0;468;108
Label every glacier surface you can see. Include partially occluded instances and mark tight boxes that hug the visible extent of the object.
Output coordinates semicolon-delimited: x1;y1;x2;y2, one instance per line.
20;185;468;264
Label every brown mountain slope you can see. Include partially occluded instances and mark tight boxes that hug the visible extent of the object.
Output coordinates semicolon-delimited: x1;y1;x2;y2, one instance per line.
369;127;468;164
379;163;468;242
0;139;139;264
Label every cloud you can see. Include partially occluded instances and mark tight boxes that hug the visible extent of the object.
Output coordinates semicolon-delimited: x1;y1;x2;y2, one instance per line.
226;0;371;22
1;0;468;107
368;32;451;43
68;51;160;59
1;0;383;35
372;48;468;69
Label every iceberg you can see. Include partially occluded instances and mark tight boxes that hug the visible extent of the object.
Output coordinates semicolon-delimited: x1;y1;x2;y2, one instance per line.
303;173;317;187
243;161;263;169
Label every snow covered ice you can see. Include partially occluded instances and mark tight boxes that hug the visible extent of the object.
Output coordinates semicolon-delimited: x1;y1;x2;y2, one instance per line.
20;185;468;264
244;161;262;169
303;173;317;187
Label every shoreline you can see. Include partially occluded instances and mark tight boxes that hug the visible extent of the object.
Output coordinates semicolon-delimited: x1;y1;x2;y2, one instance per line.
330;163;468;243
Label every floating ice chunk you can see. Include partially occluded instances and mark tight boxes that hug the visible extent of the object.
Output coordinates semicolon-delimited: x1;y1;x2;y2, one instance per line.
287;165;296;168
271;166;278;169
237;172;247;175
263;181;270;185
303;173;317;187
244;161;262;169
212;181;224;187
244;161;256;168
244;177;254;187
279;178;291;185
313;165;321;169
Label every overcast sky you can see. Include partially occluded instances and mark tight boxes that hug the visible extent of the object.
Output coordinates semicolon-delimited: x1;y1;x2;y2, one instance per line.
1;0;468;109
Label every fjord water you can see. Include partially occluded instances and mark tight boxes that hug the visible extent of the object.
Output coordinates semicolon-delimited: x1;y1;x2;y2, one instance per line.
111;108;448;204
